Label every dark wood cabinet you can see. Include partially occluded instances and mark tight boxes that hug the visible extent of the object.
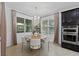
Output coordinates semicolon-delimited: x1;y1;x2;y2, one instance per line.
61;8;79;52
76;8;79;25
62;42;79;52
62;9;77;26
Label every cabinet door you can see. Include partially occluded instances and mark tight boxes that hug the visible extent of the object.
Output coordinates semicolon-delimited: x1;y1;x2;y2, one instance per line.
62;12;70;25
62;12;68;25
62;9;77;25
68;9;77;25
76;8;79;25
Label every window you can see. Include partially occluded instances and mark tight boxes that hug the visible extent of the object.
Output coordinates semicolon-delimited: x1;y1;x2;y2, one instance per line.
16;17;32;33
17;17;24;33
41;16;55;42
49;19;54;34
25;19;32;32
42;18;54;35
42;20;49;34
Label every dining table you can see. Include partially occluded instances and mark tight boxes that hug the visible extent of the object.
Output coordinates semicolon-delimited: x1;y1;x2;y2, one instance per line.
22;34;48;49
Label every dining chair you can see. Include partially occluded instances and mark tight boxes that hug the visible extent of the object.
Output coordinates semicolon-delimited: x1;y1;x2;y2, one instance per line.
21;36;30;51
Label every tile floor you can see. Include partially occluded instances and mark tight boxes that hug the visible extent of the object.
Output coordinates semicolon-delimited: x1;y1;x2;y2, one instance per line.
6;42;79;56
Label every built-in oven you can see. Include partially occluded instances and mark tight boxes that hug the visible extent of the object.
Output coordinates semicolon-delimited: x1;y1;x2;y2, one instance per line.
62;26;78;45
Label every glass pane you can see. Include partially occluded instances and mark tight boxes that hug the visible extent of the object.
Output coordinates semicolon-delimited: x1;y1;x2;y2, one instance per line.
17;17;24;33
49;27;54;34
42;27;48;34
26;26;32;32
42;20;48;27
49;19;54;26
25;19;32;32
17;25;24;33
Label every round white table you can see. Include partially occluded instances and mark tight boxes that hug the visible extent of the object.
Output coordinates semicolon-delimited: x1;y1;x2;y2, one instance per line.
23;34;47;49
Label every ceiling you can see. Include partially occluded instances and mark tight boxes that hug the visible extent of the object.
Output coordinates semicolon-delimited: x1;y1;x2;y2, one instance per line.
5;2;79;17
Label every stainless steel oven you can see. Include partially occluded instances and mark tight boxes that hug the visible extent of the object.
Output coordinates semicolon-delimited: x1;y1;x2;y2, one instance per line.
62;26;78;45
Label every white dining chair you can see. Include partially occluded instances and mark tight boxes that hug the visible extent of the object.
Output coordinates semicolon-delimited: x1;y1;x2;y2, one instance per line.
21;36;30;51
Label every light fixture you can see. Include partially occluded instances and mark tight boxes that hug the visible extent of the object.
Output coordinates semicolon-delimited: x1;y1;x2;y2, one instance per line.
34;6;38;16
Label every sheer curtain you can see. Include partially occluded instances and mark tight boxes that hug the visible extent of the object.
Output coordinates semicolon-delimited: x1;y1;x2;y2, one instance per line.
54;13;59;44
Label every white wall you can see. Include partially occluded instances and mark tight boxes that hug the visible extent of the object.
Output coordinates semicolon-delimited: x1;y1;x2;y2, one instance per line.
5;5;12;47
5;4;33;47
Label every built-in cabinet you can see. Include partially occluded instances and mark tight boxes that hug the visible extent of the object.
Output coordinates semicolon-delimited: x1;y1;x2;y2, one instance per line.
61;8;79;52
62;8;79;26
76;8;79;25
62;9;77;26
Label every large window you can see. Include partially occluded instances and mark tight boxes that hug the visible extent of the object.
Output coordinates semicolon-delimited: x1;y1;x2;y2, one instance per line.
49;19;54;34
42;20;48;34
42;18;54;35
25;19;32;32
17;17;24;33
41;17;54;41
16;17;32;33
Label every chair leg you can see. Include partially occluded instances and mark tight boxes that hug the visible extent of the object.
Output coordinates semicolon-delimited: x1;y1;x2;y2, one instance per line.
48;41;49;52
21;42;24;51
